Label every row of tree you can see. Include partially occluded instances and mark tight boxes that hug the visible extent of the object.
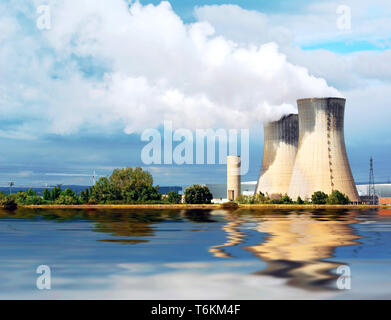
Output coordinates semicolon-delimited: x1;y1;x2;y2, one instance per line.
0;168;215;207
236;190;351;205
0;187;81;206
0;166;353;207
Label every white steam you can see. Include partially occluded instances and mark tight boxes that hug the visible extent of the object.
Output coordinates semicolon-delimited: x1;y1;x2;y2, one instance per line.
5;1;341;135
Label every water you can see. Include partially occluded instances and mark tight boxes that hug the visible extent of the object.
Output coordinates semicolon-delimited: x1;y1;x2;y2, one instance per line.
0;207;390;299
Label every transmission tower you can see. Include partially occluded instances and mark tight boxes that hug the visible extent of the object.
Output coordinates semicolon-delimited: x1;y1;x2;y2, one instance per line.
8;181;14;195
368;157;376;204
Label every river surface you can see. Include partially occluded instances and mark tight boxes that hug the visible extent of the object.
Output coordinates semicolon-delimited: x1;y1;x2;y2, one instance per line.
0;207;390;299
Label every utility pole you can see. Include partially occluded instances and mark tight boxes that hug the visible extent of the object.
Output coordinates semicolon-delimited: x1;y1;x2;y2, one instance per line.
368;157;376;204
8;181;14;195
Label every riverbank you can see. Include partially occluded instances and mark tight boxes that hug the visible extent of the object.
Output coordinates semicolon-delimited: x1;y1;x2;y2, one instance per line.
17;203;391;210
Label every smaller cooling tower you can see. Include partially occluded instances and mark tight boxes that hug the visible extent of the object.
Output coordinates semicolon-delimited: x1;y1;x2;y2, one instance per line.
255;114;299;197
227;156;241;200
288;98;360;202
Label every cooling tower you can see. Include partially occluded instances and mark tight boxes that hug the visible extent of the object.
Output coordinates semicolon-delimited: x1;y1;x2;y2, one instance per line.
288;98;360;202
255;114;299;197
227;156;241;200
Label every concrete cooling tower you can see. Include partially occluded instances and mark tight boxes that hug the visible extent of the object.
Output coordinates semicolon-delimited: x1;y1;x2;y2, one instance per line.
288;98;360;202
255;114;299;197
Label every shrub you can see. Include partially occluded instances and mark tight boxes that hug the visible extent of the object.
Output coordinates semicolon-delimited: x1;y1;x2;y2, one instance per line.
296;196;304;204
235;195;253;204
236;192;271;204
167;191;182;204
221;202;239;210
311;191;328;204
55;194;80;205
281;194;293;204
326;190;350;205
1;198;17;210
23;196;44;205
184;185;213;204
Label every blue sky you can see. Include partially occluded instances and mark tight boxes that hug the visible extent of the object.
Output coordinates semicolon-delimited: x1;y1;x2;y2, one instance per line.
0;0;390;187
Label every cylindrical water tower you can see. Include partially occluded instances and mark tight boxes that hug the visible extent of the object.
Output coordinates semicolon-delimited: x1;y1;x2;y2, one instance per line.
227;156;241;201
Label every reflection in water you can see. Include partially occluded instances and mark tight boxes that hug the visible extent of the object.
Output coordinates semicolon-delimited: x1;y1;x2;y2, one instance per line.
209;213;247;258
0;208;215;245
210;209;362;291
0;208;178;244
0;207;390;299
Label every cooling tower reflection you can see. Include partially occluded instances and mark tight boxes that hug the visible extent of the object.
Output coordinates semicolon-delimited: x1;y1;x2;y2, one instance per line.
210;210;362;291
209;212;247;258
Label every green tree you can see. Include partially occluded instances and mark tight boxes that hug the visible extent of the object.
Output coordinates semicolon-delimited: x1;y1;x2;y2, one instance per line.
110;167;153;189
14;191;27;204
296;196;304;204
255;192;269;204
103;167;163;203
184;185;213;204
281;194;293;204
12;191;43;205
133;185;161;202
89;177;121;203
167;191;182;204
43;189;51;201
80;188;90;204
311;191;328;204
26;188;37;197
62;188;76;197
326;190;350;205
54;188;80;205
42;167;163;205
24;196;44;205
51;187;62;201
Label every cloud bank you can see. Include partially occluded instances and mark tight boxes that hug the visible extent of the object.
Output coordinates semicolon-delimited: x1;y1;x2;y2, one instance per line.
0;0;340;137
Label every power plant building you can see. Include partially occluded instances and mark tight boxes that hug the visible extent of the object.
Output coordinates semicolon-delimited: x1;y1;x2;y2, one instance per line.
288;98;360;202
221;97;360;204
255;114;298;197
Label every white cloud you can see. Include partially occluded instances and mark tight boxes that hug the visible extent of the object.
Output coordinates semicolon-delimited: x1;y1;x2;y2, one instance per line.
194;2;391;145
0;0;341;137
194;1;391;47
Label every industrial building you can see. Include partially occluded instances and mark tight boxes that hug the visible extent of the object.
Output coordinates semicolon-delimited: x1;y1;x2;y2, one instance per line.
288;98;360;202
379;198;391;205
223;97;367;203
255;114;298;198
356;184;391;205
